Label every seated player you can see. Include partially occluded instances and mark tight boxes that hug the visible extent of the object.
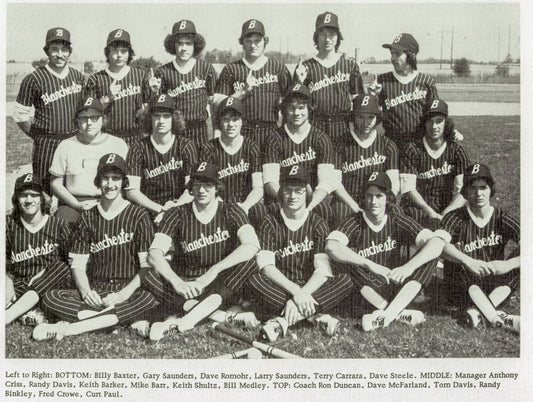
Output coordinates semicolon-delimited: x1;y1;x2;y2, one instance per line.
439;163;520;332
333;94;399;226
263;83;338;224
6;174;71;325
325;172;445;331
49;96;128;223
199;96;266;226
400;99;469;228
248;166;353;341
126;94;196;220
143;162;260;341
33;154;158;340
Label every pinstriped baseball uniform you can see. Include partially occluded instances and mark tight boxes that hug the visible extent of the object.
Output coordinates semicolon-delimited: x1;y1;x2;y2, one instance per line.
127;135;197;205
249;209;352;311
6;215;71;298
377;71;438;147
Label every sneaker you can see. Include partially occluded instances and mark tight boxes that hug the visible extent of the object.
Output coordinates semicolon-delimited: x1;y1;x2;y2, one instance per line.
397;309;426;327
20;308;47;326
362;310;385;332
130;320;150;338
463;307;483;328
230;312;261;329
496;311;520;333
149;317;180;342
33;322;68;341
261;317;288;342
310;314;340;336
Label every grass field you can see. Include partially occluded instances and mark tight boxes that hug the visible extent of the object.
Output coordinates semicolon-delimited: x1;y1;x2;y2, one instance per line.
4;113;520;359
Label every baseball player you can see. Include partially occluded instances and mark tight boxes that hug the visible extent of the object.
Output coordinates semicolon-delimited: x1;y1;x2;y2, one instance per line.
13;27;84;194
325;172;446;331
438;164;520;332
85;29;151;149
215;19;291;150
369;33;439;152
49;96;128;223
263;83;338;224
333;94;400;226
6;173;71;325
248;166;353;341
141;162;260;341
33;153;159;340
400;99;469;228
149;20;217;148
126;94;197;219
199;96;266;225
293;11;364;150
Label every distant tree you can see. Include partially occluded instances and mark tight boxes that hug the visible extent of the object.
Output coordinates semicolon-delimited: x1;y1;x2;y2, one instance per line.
7;59;16;63
31;58;48;69
365;56;376;64
495;63;509;78
83;61;95;75
515;57;520;64
130;56;161;71
453;58;471;77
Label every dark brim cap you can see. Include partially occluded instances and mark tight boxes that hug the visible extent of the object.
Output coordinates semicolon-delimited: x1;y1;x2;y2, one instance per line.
382;33;419;54
107;29;131;46
280;165;310;186
77;96;105;116
315;11;340;30
218;96;244;119
190;162;220;184
96;153;127;178
285;83;312;102
352;94;380;115
463;163;494;188
45;27;71;46
149;94;176;112
172;20;196;35
14;173;43;195
425;99;448;118
240;19;265;39
363;171;392;193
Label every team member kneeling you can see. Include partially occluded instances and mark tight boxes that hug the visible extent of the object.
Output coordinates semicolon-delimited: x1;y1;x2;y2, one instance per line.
439;163;520;332
6;174;71;325
143;162;260;341
249;166;353;341
325;172;445;331
33;154;158;340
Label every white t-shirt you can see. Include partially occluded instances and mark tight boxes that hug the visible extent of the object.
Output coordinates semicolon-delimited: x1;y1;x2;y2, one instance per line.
49;134;128;196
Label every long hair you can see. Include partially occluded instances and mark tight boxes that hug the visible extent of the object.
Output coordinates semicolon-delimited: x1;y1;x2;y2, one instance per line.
279;94;314;124
238;34;269;47
163;33;206;57
277;183;313;206
94;168;130;198
406;51;417;70
44;40;72;54
11;191;51;222
187;180;226;200
141;108;187;134
313;28;343;52
104;41;135;64
358;188;397;213
421;115;456;142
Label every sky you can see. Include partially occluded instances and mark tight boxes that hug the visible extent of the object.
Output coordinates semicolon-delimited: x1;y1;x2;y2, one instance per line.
5;1;520;64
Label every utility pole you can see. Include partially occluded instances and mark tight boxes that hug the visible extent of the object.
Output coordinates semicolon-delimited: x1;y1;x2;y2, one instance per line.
440;26;444;69
449;26;454;69
497;27;501;62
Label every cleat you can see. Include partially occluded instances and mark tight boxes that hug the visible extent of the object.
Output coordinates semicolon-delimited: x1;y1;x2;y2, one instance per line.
33;322;68;341
310;314;340;336
149;317;180;342
230;312;261;329
397;309;426;327
130;320;150;338
463;307;483;328
20;308;47;327
261;317;288;342
496;311;520;333
362;310;385;332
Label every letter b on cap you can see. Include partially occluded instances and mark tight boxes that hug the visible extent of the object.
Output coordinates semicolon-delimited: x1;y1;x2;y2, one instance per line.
24;174;33;183
323;13;331;24
106;154;117;165
430;99;440;110
368;172;379;181
471;164;480;174
179;21;187;30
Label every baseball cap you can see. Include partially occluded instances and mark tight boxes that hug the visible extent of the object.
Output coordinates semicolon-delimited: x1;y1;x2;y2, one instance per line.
107;29;131;46
425;99;448;118
280;165;311;186
190;162;220;184
315;11;340;31
353;94;380;116
363;171;392;193
218;96;243;119
44;27;71;48
149;94;175;113
96;153;127;178
172;20;196;35
463;163;494;189
14;173;43;195
285;83;312;102
382;33;419;54
240;19;265;39
76;96;105;117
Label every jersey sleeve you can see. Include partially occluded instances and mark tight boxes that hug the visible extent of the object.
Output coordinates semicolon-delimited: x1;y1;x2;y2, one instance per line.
316;131;337;166
126;141;144;178
501;211;520;245
278;64;292;96
48;142;68;177
182;138;199;177
215;65;234;95
205;63;218;96
198;141;216;164
135;210;155;253
438;210;464;244
249;141;262;174
453;143;470;176
400;142;419;175
256;217;277;269
426;76;439;102
226;203;251;232
70;213;92;256
16;73;38;107
263;132;280;165
58;219;73;262
84;74;101;98
394;213;428;245
313;215;329;254
157;206;183;239
327;214;360;247
385;138;400;171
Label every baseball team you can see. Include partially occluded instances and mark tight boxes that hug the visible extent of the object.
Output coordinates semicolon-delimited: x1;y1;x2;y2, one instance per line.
6;11;520;352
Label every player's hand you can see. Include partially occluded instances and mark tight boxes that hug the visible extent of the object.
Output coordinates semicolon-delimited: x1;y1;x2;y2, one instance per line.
368;263;391;284
464;259;495;277
82;290;104;309
351;203;362;214
426;208;443;221
173;281;202;299
236;203;249;215
245;69;257;91
102;292;125;307
453;129;464;141
78;199;98;211
294;58;308;83
388;265;415;285
109;79;121;99
148;68;162;94
163;199;180;212
283;299;302;326
367;74;382;96
292;290;317;318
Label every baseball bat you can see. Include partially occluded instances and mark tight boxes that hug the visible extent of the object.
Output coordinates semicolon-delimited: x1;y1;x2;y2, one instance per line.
212;323;302;359
210;347;257;359
468;285;499;324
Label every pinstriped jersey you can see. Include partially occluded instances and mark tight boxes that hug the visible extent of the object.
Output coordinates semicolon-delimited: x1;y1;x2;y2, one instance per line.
377;72;438;145
401;139;469;212
127;135;197;204
157;59;217;122
16;65;84;134
264;126;336;189
340;134;399;198
199;137;261;203
333;212;424;267
259;210;328;283
296;56;363;115
216;58;291;122
71;203;154;281
158;201;249;278
6;215;71;279
440;206;520;263
85;67;150;133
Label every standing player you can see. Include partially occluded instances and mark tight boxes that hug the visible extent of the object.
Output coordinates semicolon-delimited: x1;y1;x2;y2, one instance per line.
13;27;84;194
85;29;151;149
199;96;265;225
400;99;469;227
6;174;71;325
149;20;216;148
325;172;445;331
439;164;520;332
126;94;197;219
293;11;364;149
142;163;260;341
248;166;353;341
215;19;291;150
33;154;159;340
